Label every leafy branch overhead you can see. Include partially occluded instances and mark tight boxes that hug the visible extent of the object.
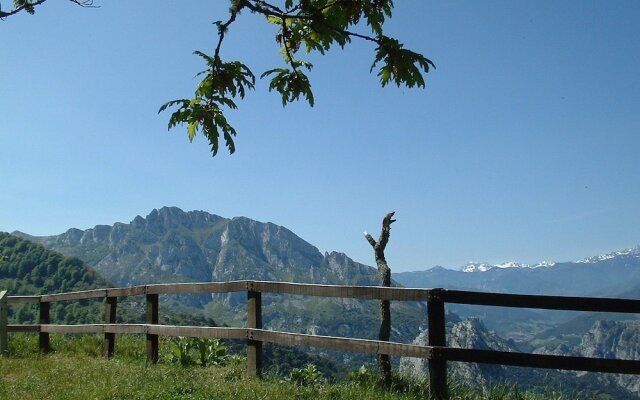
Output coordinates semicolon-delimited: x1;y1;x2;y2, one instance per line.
2;0;435;156
0;0;96;18
160;0;435;156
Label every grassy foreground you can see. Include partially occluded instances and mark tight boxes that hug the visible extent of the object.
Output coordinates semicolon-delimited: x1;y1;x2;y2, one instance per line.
0;335;575;400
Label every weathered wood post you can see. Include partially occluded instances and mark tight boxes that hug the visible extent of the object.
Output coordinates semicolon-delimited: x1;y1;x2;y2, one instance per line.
246;282;262;377
427;288;448;400
39;298;51;353
0;290;8;356
146;293;159;364
364;211;396;387
104;296;117;358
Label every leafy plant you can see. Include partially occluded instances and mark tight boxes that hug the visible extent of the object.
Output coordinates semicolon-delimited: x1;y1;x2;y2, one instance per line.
169;336;228;367
170;336;195;366
285;363;325;387
348;364;375;385
194;337;227;367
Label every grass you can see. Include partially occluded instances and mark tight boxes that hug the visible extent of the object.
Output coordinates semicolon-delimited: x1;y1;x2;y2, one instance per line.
0;334;579;400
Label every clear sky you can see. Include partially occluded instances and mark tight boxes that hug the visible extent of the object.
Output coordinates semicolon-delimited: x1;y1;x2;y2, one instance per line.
1;1;639;272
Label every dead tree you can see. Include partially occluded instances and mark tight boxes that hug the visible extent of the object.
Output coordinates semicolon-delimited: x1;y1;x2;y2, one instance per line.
364;211;396;387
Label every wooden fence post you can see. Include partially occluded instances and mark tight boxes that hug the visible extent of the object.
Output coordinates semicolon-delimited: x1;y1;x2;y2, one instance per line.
0;290;8;356
104;296;117;358
247;285;262;377
146;293;159;364
39;300;51;353
428;288;448;400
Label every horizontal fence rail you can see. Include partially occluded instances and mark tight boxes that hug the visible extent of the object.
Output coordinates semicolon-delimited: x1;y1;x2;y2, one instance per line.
443;290;640;313
2;280;640;400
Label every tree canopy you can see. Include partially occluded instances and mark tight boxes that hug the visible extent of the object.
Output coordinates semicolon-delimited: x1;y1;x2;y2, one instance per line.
2;0;435;156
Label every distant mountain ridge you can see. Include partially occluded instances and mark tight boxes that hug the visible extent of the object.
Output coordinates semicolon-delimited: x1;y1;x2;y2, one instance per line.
14;207;640;303
393;242;640;343
457;245;640;273
13;206;381;289
460;260;556;273
393;246;640;299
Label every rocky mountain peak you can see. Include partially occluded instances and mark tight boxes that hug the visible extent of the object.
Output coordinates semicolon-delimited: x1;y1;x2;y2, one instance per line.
144;206;227;233
16;207;383;294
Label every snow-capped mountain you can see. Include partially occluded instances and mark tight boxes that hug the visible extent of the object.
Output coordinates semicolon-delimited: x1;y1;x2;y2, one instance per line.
457;246;640;273
576;246;640;264
394;244;640;300
461;262;495;273
461;260;555;273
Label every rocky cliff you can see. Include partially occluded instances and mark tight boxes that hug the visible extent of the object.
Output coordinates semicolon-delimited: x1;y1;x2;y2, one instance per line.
401;316;640;398
15;207;381;288
572;320;640;396
400;317;519;387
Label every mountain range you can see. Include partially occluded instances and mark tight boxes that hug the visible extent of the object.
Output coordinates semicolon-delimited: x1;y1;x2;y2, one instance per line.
14;207;381;289
394;247;640;298
11;206;640;338
12;206;425;349
6;206;640;397
15;206;640;300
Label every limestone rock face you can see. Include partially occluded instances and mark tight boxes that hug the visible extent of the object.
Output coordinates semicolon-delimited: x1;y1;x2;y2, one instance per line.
574;320;640;395
15;207;382;289
402;318;640;398
578;320;640;360
400;317;518;387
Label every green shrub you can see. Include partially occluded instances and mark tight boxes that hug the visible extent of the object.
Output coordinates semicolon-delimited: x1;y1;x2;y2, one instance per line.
285;363;325;387
169;336;228;367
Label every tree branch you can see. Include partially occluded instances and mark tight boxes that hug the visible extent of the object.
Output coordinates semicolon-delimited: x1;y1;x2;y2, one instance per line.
363;211;396;261
0;0;97;19
253;0;284;15
71;0;96;7
243;0;383;46
214;6;242;60
377;211;396;252
363;231;377;248
0;0;47;18
280;19;297;71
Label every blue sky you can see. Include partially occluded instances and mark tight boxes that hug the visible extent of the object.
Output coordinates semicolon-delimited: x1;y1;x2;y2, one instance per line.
1;1;639;272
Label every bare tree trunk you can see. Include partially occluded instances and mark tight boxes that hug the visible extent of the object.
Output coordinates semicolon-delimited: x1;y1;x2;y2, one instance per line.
364;211;396;388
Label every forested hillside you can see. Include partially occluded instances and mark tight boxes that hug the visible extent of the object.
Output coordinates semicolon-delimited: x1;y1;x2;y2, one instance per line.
0;231;110;324
0;231;229;327
0;232;108;294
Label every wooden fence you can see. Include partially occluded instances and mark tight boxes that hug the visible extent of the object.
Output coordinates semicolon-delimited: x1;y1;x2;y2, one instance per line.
1;281;640;400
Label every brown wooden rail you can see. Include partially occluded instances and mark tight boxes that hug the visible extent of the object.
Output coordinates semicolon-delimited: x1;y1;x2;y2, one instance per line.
1;281;640;400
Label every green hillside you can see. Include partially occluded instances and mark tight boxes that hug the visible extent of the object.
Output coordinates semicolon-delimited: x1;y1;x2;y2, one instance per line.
0;232;110;325
0;232;108;295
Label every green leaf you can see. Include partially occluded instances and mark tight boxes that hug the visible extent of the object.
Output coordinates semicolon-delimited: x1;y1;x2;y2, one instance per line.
370;36;435;88
262;67;314;107
187;122;197;141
